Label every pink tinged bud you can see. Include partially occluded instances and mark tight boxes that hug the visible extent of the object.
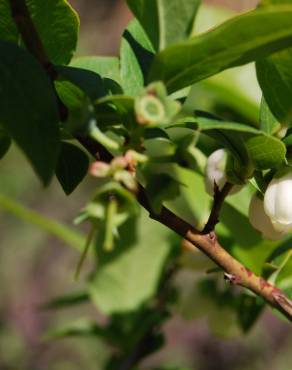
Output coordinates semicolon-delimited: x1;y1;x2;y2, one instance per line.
125;150;148;164
110;156;128;171
264;171;292;233
90;161;110;177
249;194;284;240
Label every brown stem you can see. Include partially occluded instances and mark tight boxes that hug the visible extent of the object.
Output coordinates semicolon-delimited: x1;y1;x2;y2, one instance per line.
9;0;292;323
84;142;292;322
9;0;56;79
203;182;233;233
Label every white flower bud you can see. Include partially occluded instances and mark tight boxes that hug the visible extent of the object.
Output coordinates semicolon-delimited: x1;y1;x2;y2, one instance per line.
204;149;242;196
264;171;292;233
248;194;283;240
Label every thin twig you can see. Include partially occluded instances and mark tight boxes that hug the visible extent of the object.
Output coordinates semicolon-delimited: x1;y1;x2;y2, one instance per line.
74;224;95;280
9;0;292;323
203;182;233;233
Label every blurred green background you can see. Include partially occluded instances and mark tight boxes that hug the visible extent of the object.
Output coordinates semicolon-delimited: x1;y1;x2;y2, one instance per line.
0;1;291;369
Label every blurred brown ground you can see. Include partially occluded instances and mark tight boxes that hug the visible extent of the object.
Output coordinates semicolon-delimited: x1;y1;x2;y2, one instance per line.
69;0;259;55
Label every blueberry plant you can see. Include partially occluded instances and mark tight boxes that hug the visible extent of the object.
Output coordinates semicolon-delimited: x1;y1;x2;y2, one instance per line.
1;0;292;368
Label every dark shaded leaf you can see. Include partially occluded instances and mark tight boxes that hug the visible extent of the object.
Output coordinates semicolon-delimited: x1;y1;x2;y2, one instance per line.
56;142;89;195
45;319;106;339
70;56;122;94
146;173;181;214
237;294;265;332
0;129;11;159
0;0;18;42
0;0;79;65
41;291;89;310
57;65;105;100
0;41;60;184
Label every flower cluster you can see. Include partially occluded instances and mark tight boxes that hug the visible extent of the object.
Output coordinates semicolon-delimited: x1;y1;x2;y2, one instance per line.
90;150;148;191
205;149;292;240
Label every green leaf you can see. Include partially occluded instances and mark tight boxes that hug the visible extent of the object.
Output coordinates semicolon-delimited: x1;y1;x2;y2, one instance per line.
259;97;280;134
261;0;292;5
146;173;181;214
55;80;87;110
0;0;79;65
0;193;84;250
45;319;105;339
199;66;261;123
42;291;89;310
55;79;93;134
256;49;292;125
0;129;11;159
70;56;122;94
57;65;105;100
120;19;154;95
246;135;287;169
126;0;201;51
175;116;287;170
27;0;79;64
89;212;172;314
95;95;134;122
149;6;292;93
0;41;60;185
0;0;18;42
237;295;265;333
173;116;260;164
191;117;261;135
274;250;292;299
234;240;279;276
56;142;89;195
167;166;210;228
283;132;292;147
221;202;262;249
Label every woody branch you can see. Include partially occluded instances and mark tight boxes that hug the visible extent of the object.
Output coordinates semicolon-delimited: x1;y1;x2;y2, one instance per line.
9;0;292;323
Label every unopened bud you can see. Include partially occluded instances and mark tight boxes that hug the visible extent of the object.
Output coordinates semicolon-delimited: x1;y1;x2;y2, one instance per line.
264;170;292;233
110;156;128;171
125;150;148;164
90;161;110;177
204;149;242;196
249;193;283;240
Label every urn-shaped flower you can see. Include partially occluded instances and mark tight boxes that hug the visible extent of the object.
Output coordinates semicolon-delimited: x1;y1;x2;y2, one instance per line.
205;149;242;196
249;193;283;240
264;171;292;233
